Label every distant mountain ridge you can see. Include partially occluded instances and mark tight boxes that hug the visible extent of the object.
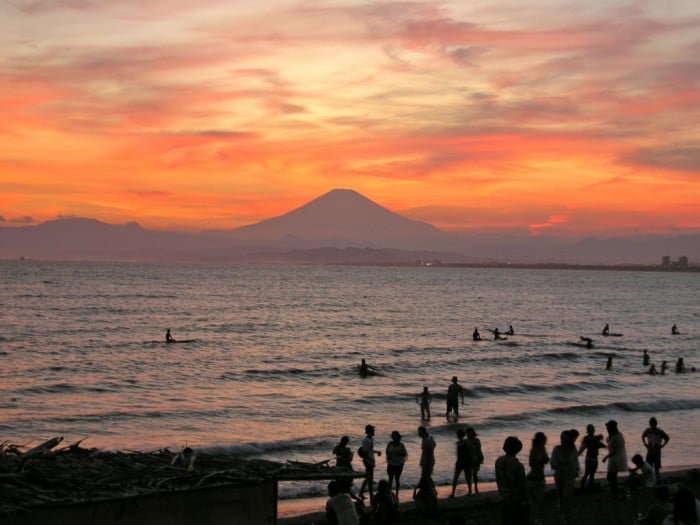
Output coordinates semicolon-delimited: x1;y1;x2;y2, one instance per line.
0;189;698;265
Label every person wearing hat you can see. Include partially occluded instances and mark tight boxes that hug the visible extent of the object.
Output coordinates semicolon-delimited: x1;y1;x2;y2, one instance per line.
495;436;528;525
358;424;381;502
602;420;628;498
385;430;408;500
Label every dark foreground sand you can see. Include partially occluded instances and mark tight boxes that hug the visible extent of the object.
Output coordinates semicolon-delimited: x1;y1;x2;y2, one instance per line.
279;468;700;525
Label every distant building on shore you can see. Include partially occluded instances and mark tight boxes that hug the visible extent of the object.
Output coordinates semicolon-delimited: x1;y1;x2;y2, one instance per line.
661;255;689;268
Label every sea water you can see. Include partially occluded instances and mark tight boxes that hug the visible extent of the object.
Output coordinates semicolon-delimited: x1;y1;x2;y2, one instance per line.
1;261;698;500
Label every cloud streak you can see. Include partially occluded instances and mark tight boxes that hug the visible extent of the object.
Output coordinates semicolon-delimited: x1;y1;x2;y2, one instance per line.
1;0;699;233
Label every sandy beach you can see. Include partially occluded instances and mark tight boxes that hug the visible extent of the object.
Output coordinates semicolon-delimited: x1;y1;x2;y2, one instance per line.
279;468;700;525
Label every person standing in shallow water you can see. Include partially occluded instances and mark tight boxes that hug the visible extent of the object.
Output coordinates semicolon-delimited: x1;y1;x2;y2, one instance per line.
416;386;432;421
333;436;353;471
551;430;579;524
450;428;471;498
606;356;613;370
446;376;464;421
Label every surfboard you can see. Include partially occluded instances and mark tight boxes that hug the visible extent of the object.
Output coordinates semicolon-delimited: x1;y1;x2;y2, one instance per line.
602;333;623;337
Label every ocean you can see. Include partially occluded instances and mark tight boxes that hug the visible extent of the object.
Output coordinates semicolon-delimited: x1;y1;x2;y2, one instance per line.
1;261;698;501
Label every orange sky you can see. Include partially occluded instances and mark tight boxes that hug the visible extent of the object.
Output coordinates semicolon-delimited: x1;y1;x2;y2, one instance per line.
1;0;699;236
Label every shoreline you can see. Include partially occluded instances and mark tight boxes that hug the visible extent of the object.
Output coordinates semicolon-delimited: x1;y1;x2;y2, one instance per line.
278;466;700;524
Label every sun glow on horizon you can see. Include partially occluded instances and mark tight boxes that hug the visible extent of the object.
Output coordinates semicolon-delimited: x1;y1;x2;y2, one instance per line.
1;0;699;236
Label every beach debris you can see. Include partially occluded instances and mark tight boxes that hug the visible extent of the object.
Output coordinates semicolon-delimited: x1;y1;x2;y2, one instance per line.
0;437;358;514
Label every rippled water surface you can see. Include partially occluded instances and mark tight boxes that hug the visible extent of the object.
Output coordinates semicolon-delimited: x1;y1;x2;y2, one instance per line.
1;261;698;498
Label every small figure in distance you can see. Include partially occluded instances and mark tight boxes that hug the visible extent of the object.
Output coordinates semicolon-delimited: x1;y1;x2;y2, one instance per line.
495;436;527;525
643;350;650;366
606;356;613;370
333;435;354;471
473;327;481;341
602;323;610;336
648;364;658;375
166;329;175;343
671;323;680;335
446;376;465;421
506;325;515;335
642;417;670;482
493;327;506;340
578;424;606;490
660;360;669;375
359;358;376;377
385;431;408;500
416;386;432;421
326;480;360;525
580;336;594;349
675;357;685;373
466;427;484;494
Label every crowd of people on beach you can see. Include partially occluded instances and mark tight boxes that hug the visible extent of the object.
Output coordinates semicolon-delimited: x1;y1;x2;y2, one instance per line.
323;413;697;525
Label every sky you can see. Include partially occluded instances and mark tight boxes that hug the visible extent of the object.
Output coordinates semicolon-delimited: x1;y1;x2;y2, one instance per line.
1;0;699;237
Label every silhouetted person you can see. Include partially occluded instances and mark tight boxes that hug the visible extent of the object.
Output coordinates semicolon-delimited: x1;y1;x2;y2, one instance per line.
602;420;627;497
506;325;515;335
661;360;669;375
416;386;432;421
359;358;373;377
578;424;606;489
642;417;670;481
450;428;472;498
446;376;465;421
661;487;699;525
466;427;484;494
494;327;506;340
551;430;579;523
412;476;438;518
644;350;650;366
602;323;610;336
495;436;527;525
526;431;549;525
606;356;613;370
333;436;353;471
358;424;381;503
473;327;481;341
629;453;656;488
675;357;685;373
166;329;175;343
649;364;658;375
372;479;400;523
671;323;680;335
418;426;436;481
385;430;407;500
326;480;360;525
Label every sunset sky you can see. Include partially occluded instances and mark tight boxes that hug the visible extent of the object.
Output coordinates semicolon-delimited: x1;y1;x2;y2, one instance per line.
1;0;699;236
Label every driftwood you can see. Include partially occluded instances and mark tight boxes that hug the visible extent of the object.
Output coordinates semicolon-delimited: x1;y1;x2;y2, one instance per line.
0;437;356;514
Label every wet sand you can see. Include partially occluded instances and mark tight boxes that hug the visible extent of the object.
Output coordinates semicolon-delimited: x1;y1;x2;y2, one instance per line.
279;467;700;525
